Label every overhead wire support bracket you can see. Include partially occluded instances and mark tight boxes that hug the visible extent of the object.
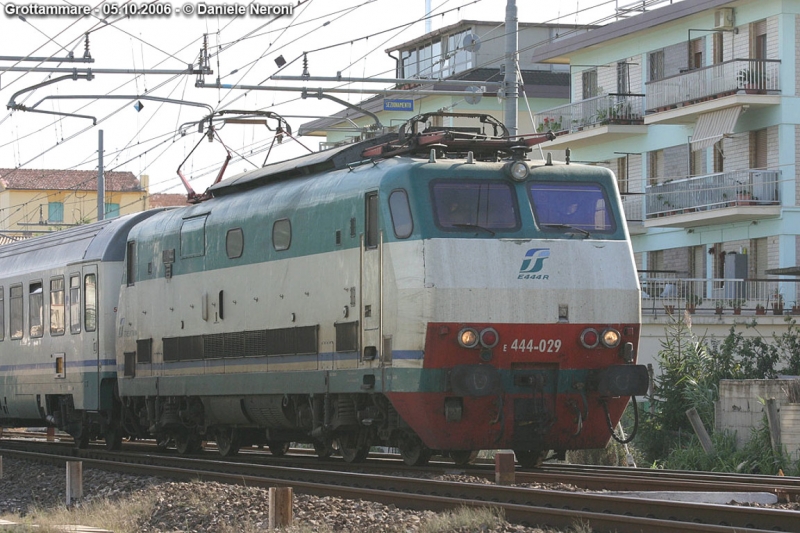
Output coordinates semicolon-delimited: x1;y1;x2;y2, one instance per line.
271;75;501;88
301;88;383;131
0;55;94;63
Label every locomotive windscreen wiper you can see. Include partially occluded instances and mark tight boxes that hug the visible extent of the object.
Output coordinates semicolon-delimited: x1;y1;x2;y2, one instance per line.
541;223;591;238
453;223;496;236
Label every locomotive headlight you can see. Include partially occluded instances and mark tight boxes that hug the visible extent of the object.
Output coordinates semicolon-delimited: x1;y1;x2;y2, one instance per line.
458;328;480;349
506;160;530;181
601;328;621;348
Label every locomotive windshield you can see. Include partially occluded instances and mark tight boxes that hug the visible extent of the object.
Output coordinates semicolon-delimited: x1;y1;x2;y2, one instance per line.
528;182;616;235
431;180;520;233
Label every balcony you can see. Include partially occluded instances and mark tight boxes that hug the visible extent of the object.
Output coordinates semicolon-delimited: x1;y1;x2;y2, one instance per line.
645;59;781;125
621;194;645;235
533;93;647;149
645;169;781;228
640;276;800;319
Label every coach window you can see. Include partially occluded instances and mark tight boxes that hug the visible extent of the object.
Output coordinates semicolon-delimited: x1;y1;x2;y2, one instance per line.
388;190;413;239
10;285;22;340
226;228;244;259
272;219;291;251
69;274;81;334
29;282;44;339
84;274;97;332
0;286;4;341
126;241;136;286
50;277;65;336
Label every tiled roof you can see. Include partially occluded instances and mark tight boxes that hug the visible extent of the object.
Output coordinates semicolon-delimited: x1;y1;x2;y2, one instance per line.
0;168;141;192
148;192;191;207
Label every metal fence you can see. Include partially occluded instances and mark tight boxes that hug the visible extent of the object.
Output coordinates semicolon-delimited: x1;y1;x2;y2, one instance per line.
645;58;781;111
645;169;781;218
640;276;800;316
534;93;645;134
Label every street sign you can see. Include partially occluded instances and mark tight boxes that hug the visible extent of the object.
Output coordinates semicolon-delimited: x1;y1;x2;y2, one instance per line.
383;99;413;112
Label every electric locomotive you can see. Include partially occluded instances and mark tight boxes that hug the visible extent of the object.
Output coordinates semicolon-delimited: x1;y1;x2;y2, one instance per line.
114;113;648;465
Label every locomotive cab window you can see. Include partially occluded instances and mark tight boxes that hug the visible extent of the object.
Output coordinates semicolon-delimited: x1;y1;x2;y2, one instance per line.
50;277;65;336
529;182;616;235
388;189;413;239
10;284;23;340
29;282;44;338
272;219;291;251
431;180;520;232
84;274;97;332
0;286;4;341
226;228;244;259
69;274;81;334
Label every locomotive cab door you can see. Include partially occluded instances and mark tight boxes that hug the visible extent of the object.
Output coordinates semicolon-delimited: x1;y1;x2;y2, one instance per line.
360;191;381;369
82;264;100;410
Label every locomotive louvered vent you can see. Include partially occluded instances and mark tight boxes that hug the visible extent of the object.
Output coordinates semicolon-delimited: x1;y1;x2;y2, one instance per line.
136;338;152;363
164;326;319;361
335;321;359;352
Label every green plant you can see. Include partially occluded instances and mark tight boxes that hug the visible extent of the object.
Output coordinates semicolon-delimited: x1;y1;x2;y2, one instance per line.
728;299;745;309
686;293;703;306
714;300;725;309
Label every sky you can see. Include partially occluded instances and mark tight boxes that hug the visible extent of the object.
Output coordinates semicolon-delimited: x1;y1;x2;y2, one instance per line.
0;0;624;198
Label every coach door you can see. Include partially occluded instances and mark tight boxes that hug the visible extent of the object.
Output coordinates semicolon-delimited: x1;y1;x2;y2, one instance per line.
82;264;100;410
360;192;381;369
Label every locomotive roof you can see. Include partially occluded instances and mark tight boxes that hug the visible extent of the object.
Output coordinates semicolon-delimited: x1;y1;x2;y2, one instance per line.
0;209;164;278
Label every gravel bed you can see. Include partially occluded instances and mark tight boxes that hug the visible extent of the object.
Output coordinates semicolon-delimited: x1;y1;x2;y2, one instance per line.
0;457;567;532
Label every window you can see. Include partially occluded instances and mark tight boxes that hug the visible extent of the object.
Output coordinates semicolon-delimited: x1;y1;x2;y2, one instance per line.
29;282;43;338
365;192;379;249
10;285;22;340
180;215;207;258
617;158;628;194
226;228;244;259
126;241;136;286
752;20;767;59
50;277;65;336
752;128;768;169
272;219;291;251
431;181;520;232
388;190;413;239
105;203;120;219
713;141;724;173
70;275;81;334
84;274;97;332
0;287;4;341
529;182;616;234
616;62;630;94
582;69;598;99
48;202;64;223
713;32;724;65
690;38;703;70
648;149;664;185
648;50;665;81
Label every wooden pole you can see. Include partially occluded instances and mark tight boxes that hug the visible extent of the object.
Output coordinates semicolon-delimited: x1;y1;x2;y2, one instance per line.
765;398;782;453
495;451;515;485
268;487;293;529
686;407;715;455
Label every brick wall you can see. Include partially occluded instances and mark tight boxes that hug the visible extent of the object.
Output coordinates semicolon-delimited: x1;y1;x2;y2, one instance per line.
663;42;688;78
663;144;689;179
722;133;750;171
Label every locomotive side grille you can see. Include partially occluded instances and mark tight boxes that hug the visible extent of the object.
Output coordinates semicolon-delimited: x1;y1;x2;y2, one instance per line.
164;326;319;362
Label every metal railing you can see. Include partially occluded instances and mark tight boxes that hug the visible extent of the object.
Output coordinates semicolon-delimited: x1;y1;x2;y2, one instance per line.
534;93;645;134
621;194;643;222
645;58;781;111
640;276;800;317
645;169;780;218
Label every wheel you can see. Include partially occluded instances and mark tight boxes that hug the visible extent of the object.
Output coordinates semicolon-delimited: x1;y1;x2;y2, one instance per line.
399;435;431;466
268;441;290;457
336;432;370;464
450;450;478;466
71;424;90;449
514;449;545;469
314;440;333;460
175;432;202;455
104;426;123;451
215;428;240;457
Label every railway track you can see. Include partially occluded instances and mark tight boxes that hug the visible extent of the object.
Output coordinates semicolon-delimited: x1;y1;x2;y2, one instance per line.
0;439;798;532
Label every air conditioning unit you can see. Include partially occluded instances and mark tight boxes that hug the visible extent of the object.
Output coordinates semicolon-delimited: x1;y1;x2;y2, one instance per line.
714;8;735;30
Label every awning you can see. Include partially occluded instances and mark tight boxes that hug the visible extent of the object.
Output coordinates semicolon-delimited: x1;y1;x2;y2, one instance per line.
691;106;742;151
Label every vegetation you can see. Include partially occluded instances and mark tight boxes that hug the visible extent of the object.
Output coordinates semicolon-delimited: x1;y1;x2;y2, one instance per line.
633;315;800;474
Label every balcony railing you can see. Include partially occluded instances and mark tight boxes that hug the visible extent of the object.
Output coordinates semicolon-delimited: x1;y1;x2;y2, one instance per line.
534;93;645;134
645;58;781;111
640;276;800;317
645;169;780;218
621;194;643;222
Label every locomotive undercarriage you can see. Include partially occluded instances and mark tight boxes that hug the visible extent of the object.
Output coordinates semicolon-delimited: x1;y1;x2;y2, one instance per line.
116;392;441;465
44;393;124;451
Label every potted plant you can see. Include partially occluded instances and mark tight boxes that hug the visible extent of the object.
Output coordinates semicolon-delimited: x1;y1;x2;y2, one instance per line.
772;289;784;315
686;293;702;313
714;300;724;315
792;302;800;315
729;299;745;315
755;303;767;315
736;68;767;94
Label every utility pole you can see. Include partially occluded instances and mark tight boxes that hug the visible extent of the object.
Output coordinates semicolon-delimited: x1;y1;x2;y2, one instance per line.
97;130;104;222
504;0;519;137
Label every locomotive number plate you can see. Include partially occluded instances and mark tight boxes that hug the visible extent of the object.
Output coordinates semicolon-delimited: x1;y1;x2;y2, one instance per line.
504;339;562;353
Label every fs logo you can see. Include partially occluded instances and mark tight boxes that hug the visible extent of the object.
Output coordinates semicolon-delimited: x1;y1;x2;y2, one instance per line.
518;248;550;280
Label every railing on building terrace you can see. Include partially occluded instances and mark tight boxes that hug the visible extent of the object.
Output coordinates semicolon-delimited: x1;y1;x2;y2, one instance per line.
640;276;800;317
645;58;780;111
621;194;643;222
534;93;645;134
645;169;780;218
